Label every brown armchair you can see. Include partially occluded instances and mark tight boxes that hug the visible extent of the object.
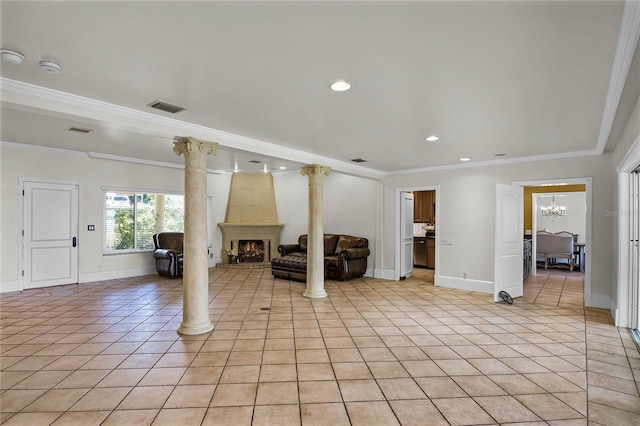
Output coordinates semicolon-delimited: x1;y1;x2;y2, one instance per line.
153;232;184;278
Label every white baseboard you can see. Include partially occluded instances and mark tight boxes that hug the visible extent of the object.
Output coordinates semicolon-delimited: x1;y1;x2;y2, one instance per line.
0;280;20;294
588;292;615;318
374;268;395;280
436;275;493;294
364;267;374;278
79;265;157;284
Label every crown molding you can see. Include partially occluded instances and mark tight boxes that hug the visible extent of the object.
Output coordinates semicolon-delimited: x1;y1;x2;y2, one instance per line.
0;140;226;174
1;140;88;158
384;149;600;176
595;0;640;154
0;78;385;180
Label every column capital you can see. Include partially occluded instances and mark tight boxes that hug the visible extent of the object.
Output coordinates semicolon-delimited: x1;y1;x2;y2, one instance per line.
300;164;331;184
173;137;219;169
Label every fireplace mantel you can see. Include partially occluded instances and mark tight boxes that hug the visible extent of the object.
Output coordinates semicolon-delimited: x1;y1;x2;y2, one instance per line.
217;222;284;264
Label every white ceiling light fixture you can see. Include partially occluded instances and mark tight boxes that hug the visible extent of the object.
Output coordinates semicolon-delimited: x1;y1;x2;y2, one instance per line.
279;166;286;170
460;157;471;162
40;60;62;74
330;80;351;92
1;49;25;64
425;135;439;142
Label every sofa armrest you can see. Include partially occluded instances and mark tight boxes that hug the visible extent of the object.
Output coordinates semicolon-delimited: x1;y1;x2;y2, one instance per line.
340;248;370;260
154;249;180;259
278;244;303;256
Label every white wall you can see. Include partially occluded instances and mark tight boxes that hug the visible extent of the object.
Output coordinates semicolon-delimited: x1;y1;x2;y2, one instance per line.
273;171;381;276
535;192;586;238
0;143;230;292
383;154;615;308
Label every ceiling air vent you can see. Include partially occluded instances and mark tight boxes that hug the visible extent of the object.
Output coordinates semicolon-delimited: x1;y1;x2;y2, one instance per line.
67;127;92;134
249;160;262;164
147;100;186;114
350;158;368;163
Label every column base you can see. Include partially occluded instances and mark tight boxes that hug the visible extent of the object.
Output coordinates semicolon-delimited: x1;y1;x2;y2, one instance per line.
303;289;328;299
177;320;214;336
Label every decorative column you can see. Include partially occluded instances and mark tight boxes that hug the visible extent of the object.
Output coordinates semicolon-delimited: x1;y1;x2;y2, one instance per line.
300;164;331;298
173;137;218;335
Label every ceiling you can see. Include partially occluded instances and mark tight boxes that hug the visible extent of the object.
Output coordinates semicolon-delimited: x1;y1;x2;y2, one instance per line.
1;1;638;178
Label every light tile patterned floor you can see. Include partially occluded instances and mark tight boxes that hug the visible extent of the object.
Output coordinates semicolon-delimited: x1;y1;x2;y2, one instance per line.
1;268;639;425
523;268;585;308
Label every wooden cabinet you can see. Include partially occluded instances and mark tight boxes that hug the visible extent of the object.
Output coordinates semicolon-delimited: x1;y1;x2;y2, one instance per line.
414;191;435;223
426;237;435;269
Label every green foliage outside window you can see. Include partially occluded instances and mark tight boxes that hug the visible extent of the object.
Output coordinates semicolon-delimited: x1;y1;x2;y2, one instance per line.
105;192;184;252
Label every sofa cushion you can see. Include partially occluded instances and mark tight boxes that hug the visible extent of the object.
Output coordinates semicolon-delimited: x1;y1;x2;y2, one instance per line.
324;255;339;268
297;234;339;256
334;235;367;255
155;232;183;252
324;235;339;256
299;235;308;251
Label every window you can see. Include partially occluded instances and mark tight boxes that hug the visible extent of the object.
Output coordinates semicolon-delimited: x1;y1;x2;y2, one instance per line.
104;191;184;253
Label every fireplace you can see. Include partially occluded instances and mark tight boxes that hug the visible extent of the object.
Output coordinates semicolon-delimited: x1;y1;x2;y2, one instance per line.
217;173;284;267
235;239;269;263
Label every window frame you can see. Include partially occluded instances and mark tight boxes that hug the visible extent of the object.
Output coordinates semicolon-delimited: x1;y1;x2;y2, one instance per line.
102;187;185;255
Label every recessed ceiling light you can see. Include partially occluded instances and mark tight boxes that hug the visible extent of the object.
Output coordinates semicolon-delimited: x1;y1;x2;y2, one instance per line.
425;136;439;142
330;80;351;92
39;60;61;74
460;157;471;162
1;49;25;65
279;166;286;170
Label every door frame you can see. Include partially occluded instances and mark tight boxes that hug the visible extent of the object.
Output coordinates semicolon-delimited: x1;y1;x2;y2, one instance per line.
513;177;593;306
616;134;640;327
394;185;440;282
19;177;82;291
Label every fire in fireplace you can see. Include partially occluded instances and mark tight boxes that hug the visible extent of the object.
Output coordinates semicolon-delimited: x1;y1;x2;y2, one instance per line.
236;240;267;263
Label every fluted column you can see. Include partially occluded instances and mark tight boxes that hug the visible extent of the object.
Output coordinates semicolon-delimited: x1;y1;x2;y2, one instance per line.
300;164;331;298
173;137;218;335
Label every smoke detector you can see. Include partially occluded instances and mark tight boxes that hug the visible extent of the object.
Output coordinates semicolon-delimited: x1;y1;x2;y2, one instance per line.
1;49;25;65
40;61;62;74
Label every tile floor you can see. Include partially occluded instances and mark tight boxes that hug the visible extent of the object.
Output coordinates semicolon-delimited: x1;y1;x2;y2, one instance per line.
1;268;640;425
523;268;585;308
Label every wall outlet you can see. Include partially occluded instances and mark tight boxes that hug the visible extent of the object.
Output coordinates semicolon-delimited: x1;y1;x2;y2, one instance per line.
441;238;453;246
463;271;467;279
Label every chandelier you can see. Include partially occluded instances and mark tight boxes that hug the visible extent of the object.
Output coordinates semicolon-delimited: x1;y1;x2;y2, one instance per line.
540;196;567;220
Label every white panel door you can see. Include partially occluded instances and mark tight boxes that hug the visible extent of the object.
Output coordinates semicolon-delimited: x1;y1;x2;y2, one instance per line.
23;181;79;289
400;192;414;279
494;184;523;301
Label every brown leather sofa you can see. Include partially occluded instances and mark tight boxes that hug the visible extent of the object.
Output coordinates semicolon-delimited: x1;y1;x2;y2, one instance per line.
153;232;184;278
271;234;370;282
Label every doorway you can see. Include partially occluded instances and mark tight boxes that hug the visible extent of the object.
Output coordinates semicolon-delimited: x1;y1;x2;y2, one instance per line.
514;178;592;306
20;178;80;289
395;186;439;283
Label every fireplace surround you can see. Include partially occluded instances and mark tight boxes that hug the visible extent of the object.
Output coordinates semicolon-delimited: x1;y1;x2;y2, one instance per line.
217;173;283;266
